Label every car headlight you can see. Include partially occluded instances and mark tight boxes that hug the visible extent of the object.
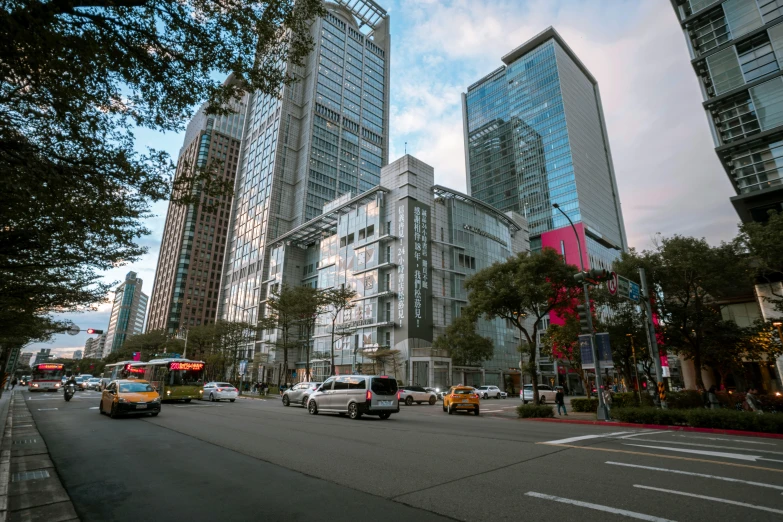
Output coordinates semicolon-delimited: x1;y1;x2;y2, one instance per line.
151;397;161;403
166;390;171;395
199;390;203;394
55;383;61;387
118;397;127;403
31;383;38;387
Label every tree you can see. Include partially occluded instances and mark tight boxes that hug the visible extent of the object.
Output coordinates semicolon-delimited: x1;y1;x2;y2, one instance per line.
541;314;589;397
432;314;493;366
291;286;323;381
266;285;303;386
214;320;260;385
321;287;357;376
737;210;783;316
1;0;325;349
465;248;580;403
364;349;400;377
703;319;780;390
614;236;753;389
105;330;183;364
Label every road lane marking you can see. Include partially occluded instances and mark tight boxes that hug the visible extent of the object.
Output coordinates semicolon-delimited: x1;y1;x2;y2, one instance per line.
537;443;783;473
37;408;58;411
524;492;675;522
623;438;783;456
624;444;761;461
634;485;783;515
616;431;670;439
606;462;783;491
545;432;635;444
674;434;777;446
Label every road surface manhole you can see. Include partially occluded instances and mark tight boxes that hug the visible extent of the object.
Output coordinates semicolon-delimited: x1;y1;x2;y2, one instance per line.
12;470;49;482
12;439;37;445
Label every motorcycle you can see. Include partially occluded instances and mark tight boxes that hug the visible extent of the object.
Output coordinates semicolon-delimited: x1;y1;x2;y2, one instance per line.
64;383;75;402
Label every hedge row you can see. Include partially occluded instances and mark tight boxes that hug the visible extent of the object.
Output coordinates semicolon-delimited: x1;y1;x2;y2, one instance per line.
611;407;783;434
573;391;729;412
517;404;554;418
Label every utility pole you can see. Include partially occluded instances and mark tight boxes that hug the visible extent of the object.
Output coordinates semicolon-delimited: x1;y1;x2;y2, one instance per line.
553;203;608;421
639;267;666;409
626;334;641;404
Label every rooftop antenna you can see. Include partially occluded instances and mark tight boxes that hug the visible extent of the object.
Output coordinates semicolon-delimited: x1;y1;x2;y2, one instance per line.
404;141;407;155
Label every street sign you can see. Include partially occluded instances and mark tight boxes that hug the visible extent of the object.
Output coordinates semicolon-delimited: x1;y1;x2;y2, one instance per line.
617;275;640;302
579;335;594;369
607;272;618;295
239;360;247;375
66;325;80;336
628;281;640;302
595;332;614;369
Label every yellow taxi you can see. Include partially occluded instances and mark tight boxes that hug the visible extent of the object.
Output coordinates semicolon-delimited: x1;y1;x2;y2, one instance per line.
442;386;480;416
99;379;161;418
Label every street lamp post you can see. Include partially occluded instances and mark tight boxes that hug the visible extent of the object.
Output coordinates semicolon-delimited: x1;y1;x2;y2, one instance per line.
626;333;641;404
552;203;609;421
774;321;783;342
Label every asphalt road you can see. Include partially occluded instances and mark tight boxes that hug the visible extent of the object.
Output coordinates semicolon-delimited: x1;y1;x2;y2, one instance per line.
25;390;783;521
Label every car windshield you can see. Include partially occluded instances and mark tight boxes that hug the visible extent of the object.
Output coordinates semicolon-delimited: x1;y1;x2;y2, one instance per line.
119;383;154;393
370;377;397;395
453;389;474;395
89;378;100;382
218;383;233;387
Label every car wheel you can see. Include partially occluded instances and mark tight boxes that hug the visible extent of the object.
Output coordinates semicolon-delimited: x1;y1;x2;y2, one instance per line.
308;400;318;415
282;395;290;407
448;405;455;415
474;407;480;416
302;396;308;407
184;398;191;403
229;399;235;403
405;396;413;406
442;403;447;412
98;401;104;415
348;402;362;420
209;393;215;402
429;396;436;405
483;393;488;399
379;412;391;420
495;393;500;399
150;412;159;417
109;403;118;419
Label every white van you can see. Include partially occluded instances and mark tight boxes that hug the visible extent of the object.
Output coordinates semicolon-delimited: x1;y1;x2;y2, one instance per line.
307;375;399;420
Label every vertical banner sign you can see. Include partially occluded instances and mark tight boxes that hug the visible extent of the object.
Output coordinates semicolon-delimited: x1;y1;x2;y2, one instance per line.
595;332;614;368
579;335;594;369
397;200;432;342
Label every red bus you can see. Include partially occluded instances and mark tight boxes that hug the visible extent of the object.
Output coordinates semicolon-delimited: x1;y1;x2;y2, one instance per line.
29;363;66;392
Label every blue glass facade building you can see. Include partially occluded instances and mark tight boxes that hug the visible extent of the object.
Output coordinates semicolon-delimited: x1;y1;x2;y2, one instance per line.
462;27;627;269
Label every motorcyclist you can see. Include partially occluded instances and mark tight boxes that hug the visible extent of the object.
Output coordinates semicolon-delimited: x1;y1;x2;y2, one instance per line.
64;374;77;397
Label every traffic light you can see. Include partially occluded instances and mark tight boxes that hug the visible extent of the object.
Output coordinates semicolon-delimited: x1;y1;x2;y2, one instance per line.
86;328;103;334
574;269;612;285
576;303;591;334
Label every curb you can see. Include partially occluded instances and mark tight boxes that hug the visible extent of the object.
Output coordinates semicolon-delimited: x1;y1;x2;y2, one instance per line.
523;417;783;440
0;394;12;522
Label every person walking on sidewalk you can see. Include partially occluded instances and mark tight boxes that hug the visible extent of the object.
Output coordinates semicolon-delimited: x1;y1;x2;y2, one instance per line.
10;377;17;390
708;385;721;409
602;387;613;412
555;389;567;416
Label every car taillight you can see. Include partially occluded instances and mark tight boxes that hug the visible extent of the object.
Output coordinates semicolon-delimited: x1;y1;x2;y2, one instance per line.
471;394;478;399
397;390;401;400
451;394;458;398
366;390;372;401
217;388;224;392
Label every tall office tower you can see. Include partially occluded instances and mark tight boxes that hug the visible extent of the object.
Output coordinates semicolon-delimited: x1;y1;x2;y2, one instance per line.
219;1;390;361
72;350;83;360
83;338;95;358
146;77;247;334
104;271;148;357
670;1;783;222
462;27;627;270
19;352;32;367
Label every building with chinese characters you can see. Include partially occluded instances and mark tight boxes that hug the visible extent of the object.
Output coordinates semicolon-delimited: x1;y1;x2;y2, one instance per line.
260;155;530;388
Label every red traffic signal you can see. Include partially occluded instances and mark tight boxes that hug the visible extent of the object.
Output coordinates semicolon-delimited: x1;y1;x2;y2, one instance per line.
86;328;103;335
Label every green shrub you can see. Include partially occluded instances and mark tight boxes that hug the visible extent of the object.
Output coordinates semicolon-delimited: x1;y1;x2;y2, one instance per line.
571;398;599;412
268;386;280;395
666;391;705;409
611;407;688;425
612;392;655;408
611;407;783;434
517;404;554;418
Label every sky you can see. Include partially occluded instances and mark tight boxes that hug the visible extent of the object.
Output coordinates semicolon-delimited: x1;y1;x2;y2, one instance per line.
28;0;740;358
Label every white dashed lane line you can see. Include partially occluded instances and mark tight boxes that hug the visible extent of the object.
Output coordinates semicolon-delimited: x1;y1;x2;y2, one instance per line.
634;485;783;515
606;461;783;492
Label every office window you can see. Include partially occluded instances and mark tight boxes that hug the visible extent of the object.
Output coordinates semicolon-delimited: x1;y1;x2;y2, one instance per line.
724;0;763;38
707;46;745;95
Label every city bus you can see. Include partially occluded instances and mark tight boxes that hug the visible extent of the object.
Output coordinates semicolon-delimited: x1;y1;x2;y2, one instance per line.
29;363;66;392
130;359;205;402
102;361;144;383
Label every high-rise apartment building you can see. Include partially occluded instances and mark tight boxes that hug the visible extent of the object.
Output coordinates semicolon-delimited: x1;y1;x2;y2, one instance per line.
670;0;783;222
32;349;52;365
219;1;390;361
104;271;148;357
147;76;247;334
72;350;83;360
462;27;627;270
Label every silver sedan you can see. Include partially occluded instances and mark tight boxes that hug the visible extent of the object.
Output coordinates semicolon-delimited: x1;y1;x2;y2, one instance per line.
282;382;322;407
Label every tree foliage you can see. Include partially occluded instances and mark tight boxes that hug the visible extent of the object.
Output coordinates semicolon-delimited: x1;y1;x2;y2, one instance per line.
321;286;357;376
737;210;783;316
1;0;324;348
465;248;580;402
432;314;493;367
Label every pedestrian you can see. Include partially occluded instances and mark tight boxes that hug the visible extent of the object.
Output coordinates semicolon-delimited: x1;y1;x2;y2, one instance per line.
264;382;269;396
10;377;16;390
745;388;761;413
555;388;568;416
708;385;720;409
700;387;709;409
602;387;613;411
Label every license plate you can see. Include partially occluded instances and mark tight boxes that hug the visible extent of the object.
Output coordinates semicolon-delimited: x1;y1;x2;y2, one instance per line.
461;399;469;403
378;400;393;406
136;404;147;409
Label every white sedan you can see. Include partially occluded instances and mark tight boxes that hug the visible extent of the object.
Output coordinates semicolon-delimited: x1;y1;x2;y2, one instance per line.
474;385;504;399
203;382;238;402
520;384;558;404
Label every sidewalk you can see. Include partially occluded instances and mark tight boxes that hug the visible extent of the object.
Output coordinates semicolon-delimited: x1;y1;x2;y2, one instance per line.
0;392;79;521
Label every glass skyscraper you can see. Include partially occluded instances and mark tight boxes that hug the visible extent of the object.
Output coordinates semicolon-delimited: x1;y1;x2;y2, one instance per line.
462;27;627;270
219;1;390;360
670;0;783;222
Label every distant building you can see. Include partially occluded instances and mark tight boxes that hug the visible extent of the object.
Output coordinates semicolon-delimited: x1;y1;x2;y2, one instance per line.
32;349;52;365
18;352;32;367
84;333;106;359
104;272;148;357
72;350;83;361
146;76;247;334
